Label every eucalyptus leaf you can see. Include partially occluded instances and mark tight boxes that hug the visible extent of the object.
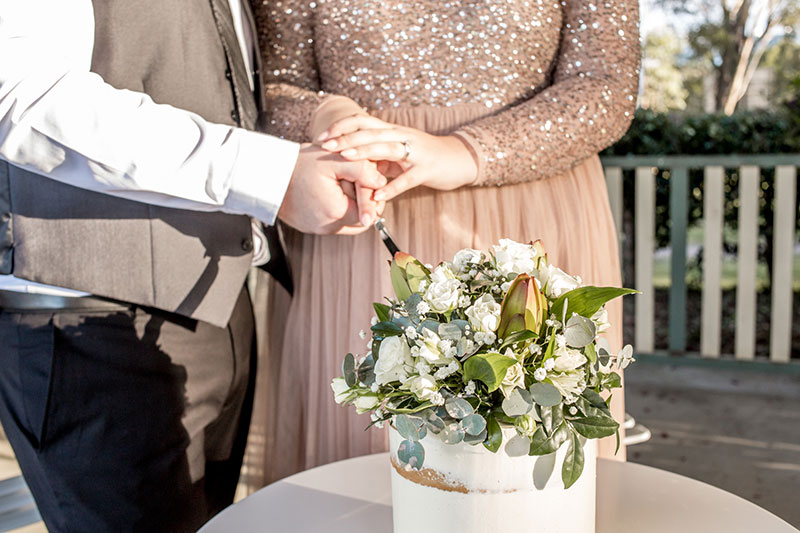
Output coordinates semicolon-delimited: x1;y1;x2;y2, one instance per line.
343;353;357;387
395;414;427;441
561;430;585;489
438;322;463;341
451;319;471;334
460;413;487;436
564;315;596;348
371;321;404;337
405;293;422;322
462;352;517;393
420;409;445;434
357;354;376;386
530;382;562;407
397;439;425;470
463;427;488;445
528;423;570;456
569;415;619;439
418;320;441;334
441;423;465;444
373;302;392;323
483;416;502;453
550;287;638;321
502;387;533;417
445;397;474;419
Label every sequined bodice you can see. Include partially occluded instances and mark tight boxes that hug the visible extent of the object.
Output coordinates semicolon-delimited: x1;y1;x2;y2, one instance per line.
253;0;640;185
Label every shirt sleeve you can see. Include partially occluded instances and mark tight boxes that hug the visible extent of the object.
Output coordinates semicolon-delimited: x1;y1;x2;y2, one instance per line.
453;0;640;186
0;0;298;225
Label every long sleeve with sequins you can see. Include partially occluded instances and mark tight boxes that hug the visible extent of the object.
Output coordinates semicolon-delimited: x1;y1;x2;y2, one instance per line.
455;0;640;186
252;0;324;141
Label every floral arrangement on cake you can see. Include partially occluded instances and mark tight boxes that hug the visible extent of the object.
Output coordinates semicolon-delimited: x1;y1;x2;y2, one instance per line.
331;239;636;488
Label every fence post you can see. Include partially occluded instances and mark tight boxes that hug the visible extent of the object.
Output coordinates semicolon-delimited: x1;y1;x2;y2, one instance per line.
669;167;688;353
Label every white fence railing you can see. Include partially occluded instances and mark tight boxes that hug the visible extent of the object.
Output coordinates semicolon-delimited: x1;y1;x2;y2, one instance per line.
601;155;800;364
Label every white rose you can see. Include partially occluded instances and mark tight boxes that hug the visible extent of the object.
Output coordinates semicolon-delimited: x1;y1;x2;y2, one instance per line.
552;344;588;372
416;328;453;365
452;248;484;273
423;265;461;313
353;394;380;413
465;293;501;334
500;362;526;398
375;336;413;385
549;369;586;402
492;239;539;276
405;374;438;402
331;377;356;404
541;265;581;299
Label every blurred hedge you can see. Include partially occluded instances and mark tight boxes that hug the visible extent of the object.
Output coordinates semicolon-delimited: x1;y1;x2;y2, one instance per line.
602;107;800;156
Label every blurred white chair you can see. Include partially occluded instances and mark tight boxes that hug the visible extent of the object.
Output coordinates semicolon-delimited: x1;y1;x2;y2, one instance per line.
623;413;652;446
0;476;41;532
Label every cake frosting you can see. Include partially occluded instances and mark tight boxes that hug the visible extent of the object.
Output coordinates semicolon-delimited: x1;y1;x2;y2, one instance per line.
389;427;597;532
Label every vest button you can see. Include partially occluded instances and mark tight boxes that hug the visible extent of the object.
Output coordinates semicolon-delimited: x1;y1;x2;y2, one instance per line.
241;238;254;252
231;110;240;123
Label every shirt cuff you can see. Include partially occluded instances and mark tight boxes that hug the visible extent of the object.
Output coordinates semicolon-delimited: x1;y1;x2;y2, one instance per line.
225;129;299;225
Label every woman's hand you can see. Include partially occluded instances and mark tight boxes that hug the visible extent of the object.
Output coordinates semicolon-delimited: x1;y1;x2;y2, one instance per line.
316;115;479;201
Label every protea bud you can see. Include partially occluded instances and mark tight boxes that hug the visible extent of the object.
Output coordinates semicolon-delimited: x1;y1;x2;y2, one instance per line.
497;273;547;339
390;252;431;301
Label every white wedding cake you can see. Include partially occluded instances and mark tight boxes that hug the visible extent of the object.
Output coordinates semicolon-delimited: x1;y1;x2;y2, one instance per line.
389;427;597;533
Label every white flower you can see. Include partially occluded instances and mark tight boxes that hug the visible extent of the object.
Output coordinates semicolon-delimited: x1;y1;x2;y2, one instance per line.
370;383;379;393
552;344;588;372
458;294;472;308
569;406;578;416
331;378;356;404
415;360;432;375
423;265;461;313
405;374;439;402
452;248;484;273
543;358;555;371
358;329;367;339
501;362;525;398
465;294;502;334
591;307;610;334
371;316;379;326
492;239;539;276
550;370;587;402
374;336;413;385
464;380;477;395
529;343;542;356
540;264;581;299
354;394;380;413
515;414;537;438
501;281;512;293
404;326;418;340
534;368;547;381
416;329;454;365
416;301;431;315
431;392;445;406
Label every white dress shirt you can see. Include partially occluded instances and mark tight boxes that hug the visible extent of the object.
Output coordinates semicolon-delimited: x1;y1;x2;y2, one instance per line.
0;0;296;296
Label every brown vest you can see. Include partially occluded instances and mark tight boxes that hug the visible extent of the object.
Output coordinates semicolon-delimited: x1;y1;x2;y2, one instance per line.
0;0;267;328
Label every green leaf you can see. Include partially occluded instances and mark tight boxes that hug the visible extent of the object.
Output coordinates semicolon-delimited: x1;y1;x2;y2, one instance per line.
405;261;430;293
397;439;425;469
564;314;596;348
528;423;570;455
502;387;533;417
550;287;638;320
581;390;610;415
562;430;585;489
584;342;597;364
539;404;565;435
569;415;619;439
395;414;427;441
530;382;562;407
390;261;412;302
543;333;557;361
463;352;517;393
601;371;622;389
499;330;537;351
343;353;356;387
445;397;474;419
373;303;391;323
371;321;404;337
483;416;502;453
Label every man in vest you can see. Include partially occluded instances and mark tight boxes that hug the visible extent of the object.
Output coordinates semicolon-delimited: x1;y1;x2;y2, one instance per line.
0;1;385;531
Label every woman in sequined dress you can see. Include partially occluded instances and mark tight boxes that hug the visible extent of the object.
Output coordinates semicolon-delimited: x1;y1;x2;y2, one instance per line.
248;0;640;485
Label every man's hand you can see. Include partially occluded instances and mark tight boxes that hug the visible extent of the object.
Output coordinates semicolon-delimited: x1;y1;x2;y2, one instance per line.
278;144;386;235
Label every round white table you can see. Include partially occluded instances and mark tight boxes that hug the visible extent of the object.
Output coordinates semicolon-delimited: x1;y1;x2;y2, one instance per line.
201;453;798;532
